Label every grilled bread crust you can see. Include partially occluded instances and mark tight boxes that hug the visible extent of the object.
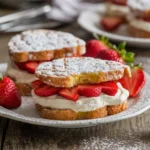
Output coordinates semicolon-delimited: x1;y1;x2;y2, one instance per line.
9;46;85;62
8;30;85;62
36;57;131;88
35;101;127;120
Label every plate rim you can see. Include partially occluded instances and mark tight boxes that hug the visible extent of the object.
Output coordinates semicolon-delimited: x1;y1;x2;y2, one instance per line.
0;99;150;128
78;5;150;46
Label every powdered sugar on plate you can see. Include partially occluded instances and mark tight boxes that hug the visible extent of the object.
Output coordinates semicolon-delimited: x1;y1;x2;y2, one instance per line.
8;30;85;53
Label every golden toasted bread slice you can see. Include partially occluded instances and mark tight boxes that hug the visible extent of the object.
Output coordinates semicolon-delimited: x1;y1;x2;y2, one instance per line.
36;101;127;120
8;30;85;62
35;57;131;88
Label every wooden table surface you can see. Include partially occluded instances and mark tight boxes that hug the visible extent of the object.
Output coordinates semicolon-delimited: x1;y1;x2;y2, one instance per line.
0;18;150;150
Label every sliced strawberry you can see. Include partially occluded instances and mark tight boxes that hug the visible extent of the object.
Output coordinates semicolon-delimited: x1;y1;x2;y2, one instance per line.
34;85;60;97
119;67;146;97
59;87;79;101
15;62;27;70
144;17;150;22
97;49;124;63
25;62;39;74
111;0;127;5
101;17;122;31
99;81;118;96
32;80;43;89
78;85;102;97
83;40;109;57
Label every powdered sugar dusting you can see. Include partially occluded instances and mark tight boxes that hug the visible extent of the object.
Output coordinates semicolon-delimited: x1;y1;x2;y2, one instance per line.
8;30;85;53
127;0;150;10
36;57;130;77
77;130;148;150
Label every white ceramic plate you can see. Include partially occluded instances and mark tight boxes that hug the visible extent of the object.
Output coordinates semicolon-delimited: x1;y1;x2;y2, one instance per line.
0;63;150;128
78;4;150;48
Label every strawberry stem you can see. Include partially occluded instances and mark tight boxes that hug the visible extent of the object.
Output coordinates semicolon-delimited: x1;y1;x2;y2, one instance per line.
0;73;3;81
93;34;142;68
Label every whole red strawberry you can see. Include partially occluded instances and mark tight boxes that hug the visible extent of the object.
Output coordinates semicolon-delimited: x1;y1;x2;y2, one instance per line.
97;49;124;64
25;61;39;74
0;75;21;109
83;40;108;57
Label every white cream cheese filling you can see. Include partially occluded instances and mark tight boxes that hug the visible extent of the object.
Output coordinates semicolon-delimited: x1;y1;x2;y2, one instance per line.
129;19;150;32
32;83;129;112
7;61;37;83
106;3;129;16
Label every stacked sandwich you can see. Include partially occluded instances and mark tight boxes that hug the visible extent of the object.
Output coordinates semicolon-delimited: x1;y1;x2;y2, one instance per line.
7;30;85;95
31;57;131;120
127;0;150;38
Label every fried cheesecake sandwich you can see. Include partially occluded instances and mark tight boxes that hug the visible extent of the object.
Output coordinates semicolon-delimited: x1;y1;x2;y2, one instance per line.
31;57;131;120
7;30;85;96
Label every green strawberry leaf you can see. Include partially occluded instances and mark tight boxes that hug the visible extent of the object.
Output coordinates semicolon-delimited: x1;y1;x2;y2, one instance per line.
118;42;126;50
126;52;135;58
124;57;135;63
0;73;3;81
93;34;143;69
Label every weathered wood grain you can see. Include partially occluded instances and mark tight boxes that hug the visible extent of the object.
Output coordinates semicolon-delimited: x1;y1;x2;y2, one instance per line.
0;117;9;150
1;24;150;150
2;110;150;150
0;33;14;64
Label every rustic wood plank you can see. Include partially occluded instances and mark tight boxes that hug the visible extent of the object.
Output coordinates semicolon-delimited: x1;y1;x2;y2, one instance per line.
0;117;9;149
2;110;150;150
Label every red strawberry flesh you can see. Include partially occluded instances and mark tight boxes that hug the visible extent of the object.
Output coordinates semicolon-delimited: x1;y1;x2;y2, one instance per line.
143;17;150;22
15;62;27;70
97;49;124;64
78;85;102;97
32;80;43;89
111;0;127;5
83;40;108;57
34;85;60;97
119;68;146;97
59;87;79;101
101;17;122;31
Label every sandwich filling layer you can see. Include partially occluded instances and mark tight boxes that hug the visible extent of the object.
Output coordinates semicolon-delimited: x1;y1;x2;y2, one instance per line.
106;3;129;16
129;19;150;32
7;61;37;83
32;83;129;112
